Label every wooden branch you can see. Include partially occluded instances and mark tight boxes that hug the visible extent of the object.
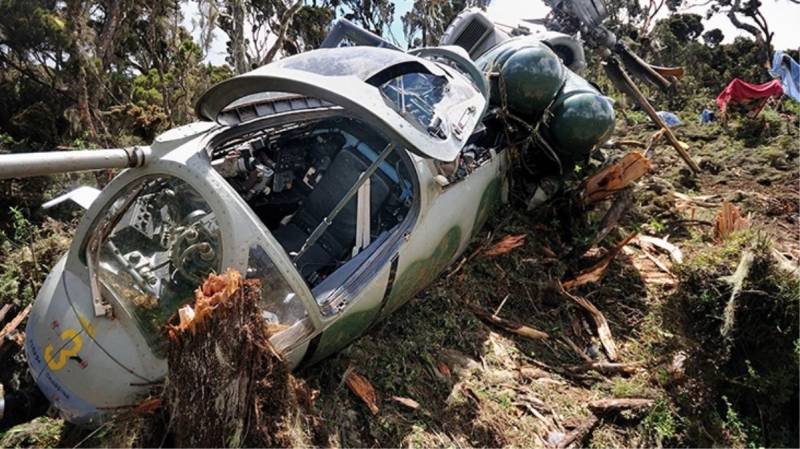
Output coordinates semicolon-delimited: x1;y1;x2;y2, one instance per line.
564;232;637;290
572;361;644;376
581;153;651;206
260;0;303;65
727;0;765;42
0;304;31;351
606;59;700;173
0;304;11;324
720;250;754;339
670;191;721;208
555;415;599;449
637;235;684;264
469;305;549;340
588;398;654;414
558;283;618;361
590;189;634;248
603;139;646;149
345;371;380;415
649;65;685;78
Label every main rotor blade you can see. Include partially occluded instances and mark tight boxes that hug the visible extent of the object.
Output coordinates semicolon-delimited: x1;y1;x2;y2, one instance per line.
604;58;700;173
616;44;673;92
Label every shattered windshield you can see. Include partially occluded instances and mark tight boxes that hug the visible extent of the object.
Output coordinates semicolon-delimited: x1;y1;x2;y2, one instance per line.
380;72;449;138
89;176;222;354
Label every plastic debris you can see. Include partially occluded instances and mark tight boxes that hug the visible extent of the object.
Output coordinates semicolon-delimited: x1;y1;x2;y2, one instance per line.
656;111;681;127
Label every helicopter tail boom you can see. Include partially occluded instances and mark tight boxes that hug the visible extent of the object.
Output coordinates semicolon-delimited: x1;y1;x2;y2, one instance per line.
0;146;150;180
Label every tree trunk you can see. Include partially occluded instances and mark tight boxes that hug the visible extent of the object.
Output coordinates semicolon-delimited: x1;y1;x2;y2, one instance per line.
261;0;304;65
231;0;247;74
164;270;312;448
726;0;771;66
65;0;98;140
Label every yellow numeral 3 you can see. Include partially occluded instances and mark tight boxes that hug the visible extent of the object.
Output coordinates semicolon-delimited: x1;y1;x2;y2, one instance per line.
44;328;83;371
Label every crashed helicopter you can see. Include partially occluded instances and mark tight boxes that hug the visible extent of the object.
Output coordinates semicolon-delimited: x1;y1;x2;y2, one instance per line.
0;7;628;424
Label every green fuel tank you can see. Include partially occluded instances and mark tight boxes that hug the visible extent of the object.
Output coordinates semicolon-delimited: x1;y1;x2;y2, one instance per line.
476;41;564;120
476;38;615;162
544;71;615;161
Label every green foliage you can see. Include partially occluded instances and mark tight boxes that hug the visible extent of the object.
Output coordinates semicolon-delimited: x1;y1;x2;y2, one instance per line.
0;215;71;307
674;232;799;447
624;110;649;125
781;97;800;116
643;399;679;445
132;69;166;106
656;13;704;41
286;5;336;53
609;377;648;398
402;0;492;48
721;396;761;448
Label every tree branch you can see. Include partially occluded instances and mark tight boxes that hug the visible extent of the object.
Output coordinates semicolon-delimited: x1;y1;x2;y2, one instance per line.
260;0;303;66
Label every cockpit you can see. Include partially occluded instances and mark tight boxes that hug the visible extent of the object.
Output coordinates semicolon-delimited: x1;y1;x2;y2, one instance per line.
209;115;415;290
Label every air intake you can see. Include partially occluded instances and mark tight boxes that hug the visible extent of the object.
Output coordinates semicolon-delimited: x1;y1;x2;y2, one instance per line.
440;8;506;60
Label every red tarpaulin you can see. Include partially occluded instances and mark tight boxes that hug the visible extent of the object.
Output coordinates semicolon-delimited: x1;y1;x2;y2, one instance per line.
716;78;784;114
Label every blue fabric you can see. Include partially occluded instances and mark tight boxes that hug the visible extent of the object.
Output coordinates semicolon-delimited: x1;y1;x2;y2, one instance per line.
770;51;800;102
700;108;715;124
657;110;681;127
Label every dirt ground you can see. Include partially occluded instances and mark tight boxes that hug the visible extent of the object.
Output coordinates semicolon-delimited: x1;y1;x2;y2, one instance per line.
1;106;798;448
297;109;799;448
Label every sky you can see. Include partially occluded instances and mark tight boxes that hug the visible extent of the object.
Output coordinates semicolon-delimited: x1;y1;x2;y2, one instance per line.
186;0;800;66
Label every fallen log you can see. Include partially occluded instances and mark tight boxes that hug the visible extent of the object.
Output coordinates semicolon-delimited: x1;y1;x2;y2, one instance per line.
164;269;311;448
469;305;549;340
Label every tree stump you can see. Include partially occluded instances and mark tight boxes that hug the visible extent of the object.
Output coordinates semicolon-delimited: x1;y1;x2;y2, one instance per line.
163;270;307;448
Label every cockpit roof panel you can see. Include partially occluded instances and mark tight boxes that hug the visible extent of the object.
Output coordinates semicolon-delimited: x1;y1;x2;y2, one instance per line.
195;46;486;162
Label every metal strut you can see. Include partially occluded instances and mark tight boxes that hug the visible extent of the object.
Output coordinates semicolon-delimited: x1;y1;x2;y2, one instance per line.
293;142;396;262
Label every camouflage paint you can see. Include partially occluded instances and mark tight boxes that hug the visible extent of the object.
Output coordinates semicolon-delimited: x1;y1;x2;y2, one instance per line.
379;226;463;319
309;308;378;363
472;177;502;233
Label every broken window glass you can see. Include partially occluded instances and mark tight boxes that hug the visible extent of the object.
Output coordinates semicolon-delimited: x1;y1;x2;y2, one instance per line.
89;176;221;355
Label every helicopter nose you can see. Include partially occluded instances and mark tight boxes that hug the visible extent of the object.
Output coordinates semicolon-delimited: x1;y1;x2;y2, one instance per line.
24;255;159;424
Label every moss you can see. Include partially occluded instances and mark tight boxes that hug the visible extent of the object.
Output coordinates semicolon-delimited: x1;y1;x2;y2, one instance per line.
0;417;65;448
